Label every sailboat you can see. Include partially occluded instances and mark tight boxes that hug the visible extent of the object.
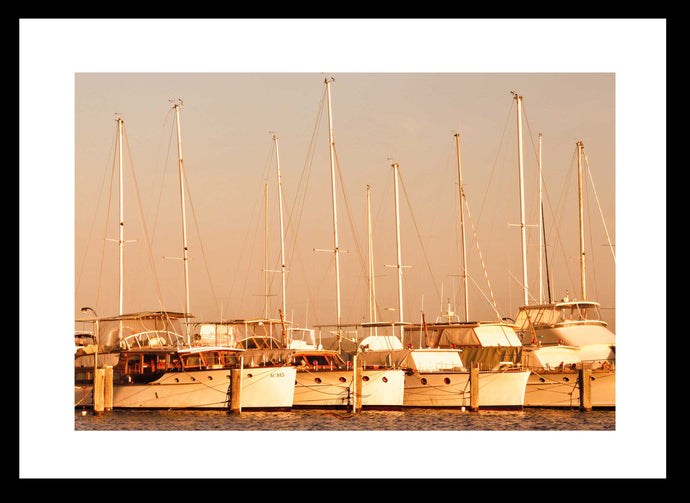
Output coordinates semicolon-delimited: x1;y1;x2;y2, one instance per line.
200;86;404;409
511;94;615;408
75;105;295;410
357;153;529;409
300;78;404;409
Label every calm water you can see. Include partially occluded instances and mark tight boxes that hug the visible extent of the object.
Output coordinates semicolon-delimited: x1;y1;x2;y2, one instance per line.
75;407;614;431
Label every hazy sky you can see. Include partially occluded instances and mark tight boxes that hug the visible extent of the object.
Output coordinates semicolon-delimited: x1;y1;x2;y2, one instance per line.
20;19;666;478
74;71;616;332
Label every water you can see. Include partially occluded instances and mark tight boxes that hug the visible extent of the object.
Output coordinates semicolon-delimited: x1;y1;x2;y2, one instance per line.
75;407;614;431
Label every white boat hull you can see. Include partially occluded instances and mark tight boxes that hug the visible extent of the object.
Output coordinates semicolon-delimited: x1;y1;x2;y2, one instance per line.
293;368;404;408
524;369;615;408
402;369;530;408
75;367;296;409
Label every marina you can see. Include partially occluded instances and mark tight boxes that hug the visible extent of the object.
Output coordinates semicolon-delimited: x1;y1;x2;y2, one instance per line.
72;75;617;417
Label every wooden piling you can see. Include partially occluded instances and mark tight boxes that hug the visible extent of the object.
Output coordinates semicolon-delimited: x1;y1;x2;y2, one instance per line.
104;366;113;412
579;367;592;411
230;369;242;413
93;368;105;415
352;355;363;413
469;364;479;412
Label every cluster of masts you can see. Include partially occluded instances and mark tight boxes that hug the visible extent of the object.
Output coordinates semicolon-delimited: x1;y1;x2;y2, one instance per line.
99;82;608;346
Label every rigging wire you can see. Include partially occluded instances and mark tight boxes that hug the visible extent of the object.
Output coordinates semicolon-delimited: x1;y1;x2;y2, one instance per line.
122;123;167;313
583;150;616;263
94;128;119;312
75;125;117;308
397;168;442;303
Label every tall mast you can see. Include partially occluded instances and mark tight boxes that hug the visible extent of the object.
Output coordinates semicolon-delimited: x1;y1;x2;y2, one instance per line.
366;185;378;336
392;162;404;339
325;77;342;330
513;92;529;305
538;133;544;303
454;133;469;322
172;99;191;340
264;182;270;318
273;133;287;325
117;115;124;316
577;140;587;301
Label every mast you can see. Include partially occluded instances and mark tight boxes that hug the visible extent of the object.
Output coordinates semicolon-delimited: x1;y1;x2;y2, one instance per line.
325;78;342;331
117;115;124;316
454;133;469;322
366;185;378;336
513;92;529;305
273;133;287;333
264;181;270;318
172;99;191;341
577;140;587;301
392;162;404;339
538;133;544;303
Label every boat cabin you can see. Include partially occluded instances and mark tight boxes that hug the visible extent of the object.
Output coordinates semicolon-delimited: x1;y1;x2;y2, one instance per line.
514;301;608;332
75;346;244;385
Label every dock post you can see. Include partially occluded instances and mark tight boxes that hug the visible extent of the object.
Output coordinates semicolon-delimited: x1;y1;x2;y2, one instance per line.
104;366;113;412
579;367;592;411
469;364;479;412
93;368;105;415
352;354;362;413
230;369;242;413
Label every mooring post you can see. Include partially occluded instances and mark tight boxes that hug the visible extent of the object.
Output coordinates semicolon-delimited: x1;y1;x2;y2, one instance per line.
104;366;113;412
93;368;105;415
352;354;362;413
470;364;479;412
579;367;592;411
230;358;244;414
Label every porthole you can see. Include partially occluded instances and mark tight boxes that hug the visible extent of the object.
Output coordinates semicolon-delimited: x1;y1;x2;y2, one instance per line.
382;377;388;383
421;378;428;385
190;376;196;382
339;377;347;383
175;378;180;383
590;376;596;381
563;377;570;382
539;377;545;382
314;377;322;384
247;373;253;378
444;377;451;385
362;376;370;382
208;376;213;381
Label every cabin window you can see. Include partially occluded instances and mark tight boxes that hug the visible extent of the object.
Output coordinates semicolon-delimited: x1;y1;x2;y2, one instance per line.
181;353;203;369
309;355;331;367
126;354;142;374
292;355;308;366
169;354;182;370
219;351;238;366
202;351;222;367
143;354;159;373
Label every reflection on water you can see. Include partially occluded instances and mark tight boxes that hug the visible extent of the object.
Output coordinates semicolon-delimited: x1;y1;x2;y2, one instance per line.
75;407;614;431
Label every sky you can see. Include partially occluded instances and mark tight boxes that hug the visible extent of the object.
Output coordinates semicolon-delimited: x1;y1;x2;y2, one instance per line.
20;19;666;478
72;72;617;333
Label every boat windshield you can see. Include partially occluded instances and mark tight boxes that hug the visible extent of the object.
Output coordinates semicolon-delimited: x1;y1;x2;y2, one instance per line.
121;330;186;349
